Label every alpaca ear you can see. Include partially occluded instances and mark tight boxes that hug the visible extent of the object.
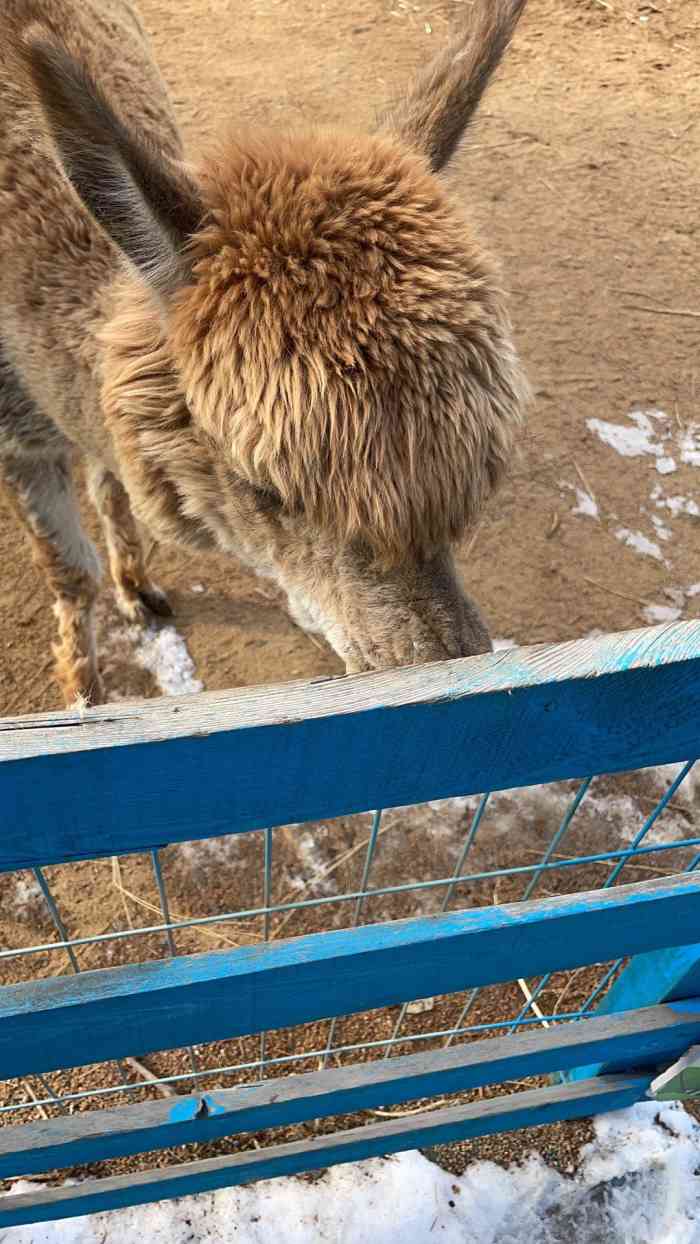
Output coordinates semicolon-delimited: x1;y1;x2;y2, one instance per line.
379;0;528;171
24;34;202;296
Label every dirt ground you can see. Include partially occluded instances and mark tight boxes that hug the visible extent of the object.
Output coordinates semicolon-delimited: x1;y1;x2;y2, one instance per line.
1;0;699;711
0;0;699;1197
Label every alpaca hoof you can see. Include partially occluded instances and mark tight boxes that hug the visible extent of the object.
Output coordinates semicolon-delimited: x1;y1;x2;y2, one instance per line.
137;584;173;618
115;581;173;622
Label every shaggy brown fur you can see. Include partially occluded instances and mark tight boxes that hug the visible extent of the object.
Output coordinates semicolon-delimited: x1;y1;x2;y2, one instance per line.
0;0;529;705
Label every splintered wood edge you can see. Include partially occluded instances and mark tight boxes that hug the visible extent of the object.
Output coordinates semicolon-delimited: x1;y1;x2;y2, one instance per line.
1;620;698;760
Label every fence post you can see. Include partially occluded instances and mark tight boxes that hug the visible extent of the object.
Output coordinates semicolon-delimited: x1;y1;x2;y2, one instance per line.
566;944;700;1081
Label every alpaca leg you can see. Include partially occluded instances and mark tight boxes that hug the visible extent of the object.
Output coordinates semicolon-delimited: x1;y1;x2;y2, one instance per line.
86;460;172;623
1;454;104;706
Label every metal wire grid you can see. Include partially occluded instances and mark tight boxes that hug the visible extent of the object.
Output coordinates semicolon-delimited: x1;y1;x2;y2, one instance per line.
0;759;696;1125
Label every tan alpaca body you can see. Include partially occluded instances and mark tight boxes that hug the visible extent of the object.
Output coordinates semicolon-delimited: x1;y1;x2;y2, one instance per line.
0;0;529;705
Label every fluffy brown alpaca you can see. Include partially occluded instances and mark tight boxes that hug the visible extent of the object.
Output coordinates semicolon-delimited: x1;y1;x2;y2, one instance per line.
0;0;529;707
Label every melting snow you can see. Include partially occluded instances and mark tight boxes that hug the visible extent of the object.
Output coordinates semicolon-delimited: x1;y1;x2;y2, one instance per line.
614;527;665;562
573;488;599;519
650;514;672;541
587;408;671;459
7;874;42;916
289;828;337;895
680;424;700;468
588;408;699;477
564;418;699;553
3;1102;700;1243
643;603;682;625
131;624;203;697
651;484;700;519
559;481;599;520
649;760;699;808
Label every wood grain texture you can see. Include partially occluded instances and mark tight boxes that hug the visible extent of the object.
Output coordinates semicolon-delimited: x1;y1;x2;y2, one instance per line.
0;1000;698;1179
0;1075;648;1227
1;622;699;870
1;872;699;1079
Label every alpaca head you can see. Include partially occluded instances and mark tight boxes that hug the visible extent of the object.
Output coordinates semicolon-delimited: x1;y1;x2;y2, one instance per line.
167;128;524;568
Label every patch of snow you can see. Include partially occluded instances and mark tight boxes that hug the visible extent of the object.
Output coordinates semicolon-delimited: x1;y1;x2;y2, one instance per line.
4;1102;700;1244
652;485;700;519
560;480;599;520
430;768;692;852
583;792;642;836
680;424;700;468
583;789;688;846
173;834;245;868
588;409;698;479
687;583;700;598
429;782;573;841
614;527;665;562
648;761;699;807
101;613;202;701
572;487;599;519
191;583;206;593
289;829;336;895
493;637;516;651
587;408;670;459
132;624;203;697
7;874;42;916
427;791;484;816
650;514;672;541
643;603;682;625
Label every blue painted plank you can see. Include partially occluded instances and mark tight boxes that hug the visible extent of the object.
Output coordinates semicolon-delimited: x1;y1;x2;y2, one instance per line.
568;944;700;1081
0;1001;697;1179
1;872;699;1079
0;1075;648;1227
0;623;698;871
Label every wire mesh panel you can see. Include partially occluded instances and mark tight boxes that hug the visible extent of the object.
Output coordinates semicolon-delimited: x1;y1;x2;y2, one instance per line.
0;621;699;1224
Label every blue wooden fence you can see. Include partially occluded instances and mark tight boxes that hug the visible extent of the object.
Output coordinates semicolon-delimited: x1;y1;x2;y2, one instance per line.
0;620;699;1226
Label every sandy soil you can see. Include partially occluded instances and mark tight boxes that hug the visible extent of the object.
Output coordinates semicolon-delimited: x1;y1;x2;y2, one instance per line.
0;0;698;1192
